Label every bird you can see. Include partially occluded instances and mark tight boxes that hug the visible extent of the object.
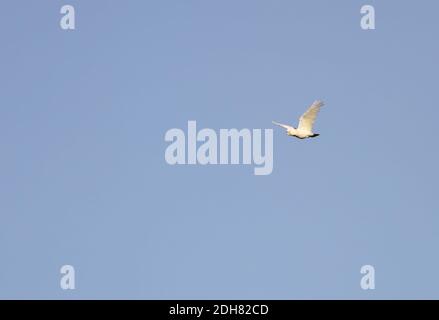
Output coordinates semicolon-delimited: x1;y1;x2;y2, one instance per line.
272;100;324;139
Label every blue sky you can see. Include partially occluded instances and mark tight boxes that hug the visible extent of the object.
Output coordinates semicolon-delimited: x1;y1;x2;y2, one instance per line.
1;0;439;299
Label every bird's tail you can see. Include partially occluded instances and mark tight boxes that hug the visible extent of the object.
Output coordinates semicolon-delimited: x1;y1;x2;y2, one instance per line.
272;121;288;127
309;133;320;138
272;121;292;131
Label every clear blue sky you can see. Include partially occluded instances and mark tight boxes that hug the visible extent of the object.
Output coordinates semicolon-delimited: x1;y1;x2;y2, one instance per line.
1;0;438;299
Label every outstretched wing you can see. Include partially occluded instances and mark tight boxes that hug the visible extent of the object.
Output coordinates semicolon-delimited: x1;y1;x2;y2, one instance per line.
272;121;294;130
297;100;324;132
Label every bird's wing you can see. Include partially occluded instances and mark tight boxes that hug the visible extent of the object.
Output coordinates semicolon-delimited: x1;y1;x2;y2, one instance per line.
297;100;324;132
272;121;294;130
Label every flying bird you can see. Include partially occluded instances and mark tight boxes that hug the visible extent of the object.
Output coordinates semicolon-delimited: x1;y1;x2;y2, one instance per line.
273;100;324;139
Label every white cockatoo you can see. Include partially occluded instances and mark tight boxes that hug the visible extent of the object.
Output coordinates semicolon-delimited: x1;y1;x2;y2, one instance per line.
273;100;324;139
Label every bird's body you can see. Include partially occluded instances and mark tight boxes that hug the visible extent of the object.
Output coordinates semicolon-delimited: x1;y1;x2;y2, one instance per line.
273;100;324;139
